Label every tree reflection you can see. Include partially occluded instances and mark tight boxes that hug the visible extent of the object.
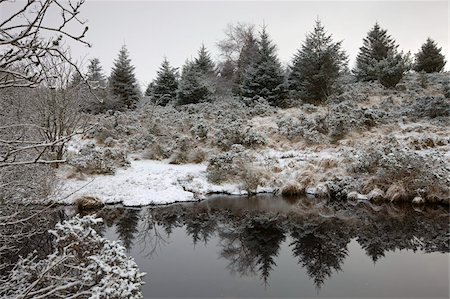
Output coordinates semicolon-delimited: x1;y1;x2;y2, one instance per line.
4;199;449;291
114;208;141;251
289;219;350;289
218;214;286;285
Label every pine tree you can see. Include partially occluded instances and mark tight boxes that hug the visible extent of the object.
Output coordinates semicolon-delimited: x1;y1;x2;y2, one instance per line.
377;50;409;88
354;23;398;81
86;58;106;88
110;45;140;109
151;58;178;105
144;81;154;97
234;33;259;90
289;20;348;103
240;26;287;106
177;60;210;105
194;44;215;75
414;38;446;73
70;71;84;87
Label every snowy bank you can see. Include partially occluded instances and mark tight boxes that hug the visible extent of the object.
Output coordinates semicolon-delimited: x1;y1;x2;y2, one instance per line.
57;159;271;207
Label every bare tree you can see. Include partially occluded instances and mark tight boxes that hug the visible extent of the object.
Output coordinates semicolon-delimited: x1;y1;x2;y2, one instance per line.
0;0;90;88
0;0;93;169
217;22;256;64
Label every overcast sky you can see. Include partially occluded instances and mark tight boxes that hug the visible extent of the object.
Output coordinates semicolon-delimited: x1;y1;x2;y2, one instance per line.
4;1;449;88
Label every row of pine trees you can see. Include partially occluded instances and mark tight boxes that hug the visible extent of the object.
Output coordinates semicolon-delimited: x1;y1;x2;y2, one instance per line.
77;21;446;111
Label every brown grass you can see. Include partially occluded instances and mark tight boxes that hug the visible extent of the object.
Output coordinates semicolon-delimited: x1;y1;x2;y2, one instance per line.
75;196;104;212
386;183;407;202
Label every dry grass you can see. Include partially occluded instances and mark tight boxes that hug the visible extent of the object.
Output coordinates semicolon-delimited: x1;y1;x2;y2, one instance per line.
142;144;166;160
281;181;304;196
75;196;104;212
386;183;407;202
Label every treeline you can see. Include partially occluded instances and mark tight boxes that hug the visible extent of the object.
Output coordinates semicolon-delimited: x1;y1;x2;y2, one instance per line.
76;20;447;112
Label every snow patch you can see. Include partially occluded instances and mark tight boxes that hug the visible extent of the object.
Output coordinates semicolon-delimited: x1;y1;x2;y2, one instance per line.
58;159;273;206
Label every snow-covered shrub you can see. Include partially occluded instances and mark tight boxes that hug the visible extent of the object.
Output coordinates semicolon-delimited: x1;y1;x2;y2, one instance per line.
68;143;129;175
141;142;171;160
247;98;277;117
302;103;318;113
0;215;145;299
277;114;327;144
190;121;209;139
443;80;450;98
207;145;249;183
128;133;155;151
326;101;385;142
348;136;450;202
214;121;245;150
400;96;450;120
376;53;408;88
242;127;267;148
169;137;206;164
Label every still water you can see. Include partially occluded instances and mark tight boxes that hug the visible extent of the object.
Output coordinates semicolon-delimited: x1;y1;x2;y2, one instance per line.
100;196;449;298
4;195;450;298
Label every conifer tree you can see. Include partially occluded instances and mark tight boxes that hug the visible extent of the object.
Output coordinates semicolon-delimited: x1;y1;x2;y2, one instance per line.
144;81;154;97
69;71;84;87
151;58;178;105
194;44;215;75
289;20;348;103
377;51;408;88
234;33;259;90
354;23;398;81
414;38;446;73
86;58;106;88
110;45;140;109
177;60;210;105
240;26;287;106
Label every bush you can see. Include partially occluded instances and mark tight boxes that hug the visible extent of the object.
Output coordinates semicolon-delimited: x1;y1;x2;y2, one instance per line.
376;53;408;88
348;136;450;202
277;114;327;144
207;145;249;184
68;143;129;175
0;215;145;299
400;96;450;120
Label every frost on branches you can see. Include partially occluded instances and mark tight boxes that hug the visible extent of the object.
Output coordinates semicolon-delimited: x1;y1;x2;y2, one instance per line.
0;215;145;299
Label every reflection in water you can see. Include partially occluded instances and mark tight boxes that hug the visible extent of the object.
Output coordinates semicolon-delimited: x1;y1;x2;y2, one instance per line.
97;196;449;291
290;219;350;289
2;196;449;296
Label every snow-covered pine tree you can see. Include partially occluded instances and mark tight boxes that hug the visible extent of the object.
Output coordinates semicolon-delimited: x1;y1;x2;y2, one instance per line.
354;23;398;81
234;32;259;92
377;50;409;88
145;81;154;97
177;60;210;105
110;45;140;109
151;58;178;105
194;44;216;75
70;71;84;87
414;38;446;73
288;20;348;103
240;25;287;106
86;58;106;88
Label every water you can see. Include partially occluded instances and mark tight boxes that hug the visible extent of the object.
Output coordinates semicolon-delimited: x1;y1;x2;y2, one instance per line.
2;195;449;298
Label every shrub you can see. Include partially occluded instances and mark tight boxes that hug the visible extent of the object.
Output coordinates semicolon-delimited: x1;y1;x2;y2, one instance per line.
348;136;450;202
68;143;129;175
376;53;408;88
207;145;251;184
0;215;145;299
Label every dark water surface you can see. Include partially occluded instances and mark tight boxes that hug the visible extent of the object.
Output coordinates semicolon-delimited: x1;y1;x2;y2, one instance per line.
3;195;450;298
103;196;449;298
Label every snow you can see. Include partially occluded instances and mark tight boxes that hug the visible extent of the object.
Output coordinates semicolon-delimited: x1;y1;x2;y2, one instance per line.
58;158;262;206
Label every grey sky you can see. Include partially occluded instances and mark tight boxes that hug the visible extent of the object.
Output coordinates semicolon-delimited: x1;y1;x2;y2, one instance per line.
4;1;450;88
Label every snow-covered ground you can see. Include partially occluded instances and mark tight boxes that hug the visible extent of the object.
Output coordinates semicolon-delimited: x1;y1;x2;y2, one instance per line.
57;158;274;206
